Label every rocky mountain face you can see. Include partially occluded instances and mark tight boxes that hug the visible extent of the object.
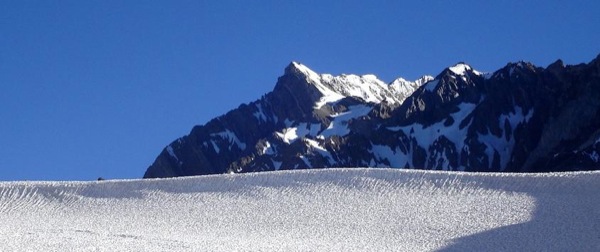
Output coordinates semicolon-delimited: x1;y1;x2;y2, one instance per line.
144;54;600;178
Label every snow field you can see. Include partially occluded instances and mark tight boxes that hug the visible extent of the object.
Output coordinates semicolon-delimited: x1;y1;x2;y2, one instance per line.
0;168;598;251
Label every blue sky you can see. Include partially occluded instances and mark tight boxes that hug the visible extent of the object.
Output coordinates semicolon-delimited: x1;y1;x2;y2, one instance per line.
1;1;599;180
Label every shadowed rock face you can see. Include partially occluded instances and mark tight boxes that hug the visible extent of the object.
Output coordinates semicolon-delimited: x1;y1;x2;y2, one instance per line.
144;55;600;178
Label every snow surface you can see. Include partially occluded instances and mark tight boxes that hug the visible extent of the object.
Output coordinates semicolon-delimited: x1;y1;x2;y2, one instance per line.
276;127;300;144
166;145;178;162
319;105;372;138
478;106;534;170
253;103;268;122
370;145;407;168
261;141;276;155
387;102;478;170
304;138;333;164
1;168;598;251
210;140;220;154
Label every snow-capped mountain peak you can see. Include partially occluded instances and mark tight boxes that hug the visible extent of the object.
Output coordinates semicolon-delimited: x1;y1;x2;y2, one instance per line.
414;75;435;85
284;62;425;108
448;62;473;75
447;62;485;77
389;75;434;102
286;61;321;82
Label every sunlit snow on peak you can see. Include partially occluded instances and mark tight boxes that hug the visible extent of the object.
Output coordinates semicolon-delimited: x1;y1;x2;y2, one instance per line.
290;62;430;109
290;61;321;82
449;63;484;76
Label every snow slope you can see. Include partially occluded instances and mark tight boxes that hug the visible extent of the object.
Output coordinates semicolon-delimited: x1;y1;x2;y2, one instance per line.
1;168;598;251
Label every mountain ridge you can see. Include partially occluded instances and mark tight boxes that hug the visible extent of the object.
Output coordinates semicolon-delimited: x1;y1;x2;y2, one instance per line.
144;54;600;178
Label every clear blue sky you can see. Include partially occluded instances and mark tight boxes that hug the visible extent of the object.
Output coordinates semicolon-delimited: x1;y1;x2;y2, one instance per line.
1;1;599;180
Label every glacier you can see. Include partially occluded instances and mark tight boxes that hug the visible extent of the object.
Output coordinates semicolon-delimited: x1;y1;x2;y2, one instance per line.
1;168;598;251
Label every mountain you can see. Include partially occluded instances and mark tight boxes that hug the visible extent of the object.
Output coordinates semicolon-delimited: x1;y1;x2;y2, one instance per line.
144;54;600;178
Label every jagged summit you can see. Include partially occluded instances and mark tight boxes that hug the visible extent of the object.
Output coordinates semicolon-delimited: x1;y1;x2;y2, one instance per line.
439;62;485;78
145;54;600;178
284;61;320;81
389;75;435;102
488;61;540;80
280;61;432;108
448;62;474;75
